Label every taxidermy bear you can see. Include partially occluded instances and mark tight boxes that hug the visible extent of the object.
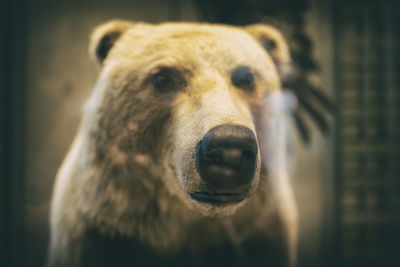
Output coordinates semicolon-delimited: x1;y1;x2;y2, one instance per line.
47;20;298;267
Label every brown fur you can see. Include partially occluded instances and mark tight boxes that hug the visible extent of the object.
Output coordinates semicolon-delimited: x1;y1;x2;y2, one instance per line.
47;20;297;267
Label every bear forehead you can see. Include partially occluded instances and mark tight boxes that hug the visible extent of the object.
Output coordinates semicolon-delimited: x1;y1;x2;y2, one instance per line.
110;23;276;75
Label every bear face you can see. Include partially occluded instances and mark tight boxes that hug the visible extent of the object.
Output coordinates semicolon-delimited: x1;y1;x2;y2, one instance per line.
85;21;289;216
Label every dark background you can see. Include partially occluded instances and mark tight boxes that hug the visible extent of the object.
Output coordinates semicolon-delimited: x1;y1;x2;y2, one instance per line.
1;0;399;267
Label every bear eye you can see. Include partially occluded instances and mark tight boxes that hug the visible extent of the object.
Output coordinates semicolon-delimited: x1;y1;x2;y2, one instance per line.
231;66;255;91
150;67;186;92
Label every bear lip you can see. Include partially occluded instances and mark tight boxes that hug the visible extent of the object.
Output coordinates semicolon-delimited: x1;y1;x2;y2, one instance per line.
190;192;247;205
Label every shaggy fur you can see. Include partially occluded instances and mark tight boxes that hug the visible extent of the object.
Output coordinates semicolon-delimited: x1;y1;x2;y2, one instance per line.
47;20;297;267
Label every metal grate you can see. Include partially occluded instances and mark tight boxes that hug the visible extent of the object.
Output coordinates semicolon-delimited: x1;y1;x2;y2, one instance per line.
334;0;400;266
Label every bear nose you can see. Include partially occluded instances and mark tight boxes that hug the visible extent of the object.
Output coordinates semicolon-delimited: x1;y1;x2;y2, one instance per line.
196;125;258;188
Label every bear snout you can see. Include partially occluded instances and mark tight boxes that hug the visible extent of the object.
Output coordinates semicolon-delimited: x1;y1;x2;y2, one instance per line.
193;124;258;204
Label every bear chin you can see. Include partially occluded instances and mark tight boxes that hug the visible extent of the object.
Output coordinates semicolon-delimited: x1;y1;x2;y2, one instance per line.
189;196;250;216
185;176;261;217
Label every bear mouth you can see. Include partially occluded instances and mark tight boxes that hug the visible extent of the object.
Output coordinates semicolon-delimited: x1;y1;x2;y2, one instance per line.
190;192;247;205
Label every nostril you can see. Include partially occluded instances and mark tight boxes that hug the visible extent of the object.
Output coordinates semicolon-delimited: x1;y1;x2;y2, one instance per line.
206;150;223;164
242;150;256;160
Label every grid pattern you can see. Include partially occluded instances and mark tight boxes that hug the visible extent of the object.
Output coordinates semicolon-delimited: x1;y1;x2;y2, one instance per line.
335;0;400;266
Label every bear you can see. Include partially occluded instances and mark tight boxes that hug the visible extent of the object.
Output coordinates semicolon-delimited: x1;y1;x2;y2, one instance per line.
47;20;298;267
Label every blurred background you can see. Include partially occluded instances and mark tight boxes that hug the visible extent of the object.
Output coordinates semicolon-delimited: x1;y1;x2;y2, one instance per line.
1;0;399;266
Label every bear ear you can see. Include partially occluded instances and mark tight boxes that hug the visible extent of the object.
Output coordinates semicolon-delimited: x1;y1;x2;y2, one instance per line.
89;20;134;65
244;24;291;79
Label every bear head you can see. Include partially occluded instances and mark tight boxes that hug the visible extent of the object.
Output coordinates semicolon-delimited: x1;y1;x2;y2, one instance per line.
85;20;290;217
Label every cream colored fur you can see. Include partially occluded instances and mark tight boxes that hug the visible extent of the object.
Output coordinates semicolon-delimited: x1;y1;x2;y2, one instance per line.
48;20;298;267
